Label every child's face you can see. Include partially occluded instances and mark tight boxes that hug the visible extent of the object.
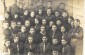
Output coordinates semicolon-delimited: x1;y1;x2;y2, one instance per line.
47;2;52;8
56;20;61;26
42;19;46;25
30;28;35;34
68;18;72;24
55;11;60;17
39;9;42;15
30;12;35;17
62;12;67;17
35;19;39;24
40;26;45;32
61;39;67;45
3;23;9;29
74;20;80;27
11;22;17;28
17;22;21;27
14;14;18;18
14;37;19;43
47;9;51;15
42;37;47;43
24;10;28;15
71;21;74;27
52;39;58;45
21;26;26;32
52;50;58;55
5;41;10;47
25;20;30;27
61;26;65;33
5;13;9;18
52;25;57;32
28;37;33;44
49;21;54;26
60;4;65;9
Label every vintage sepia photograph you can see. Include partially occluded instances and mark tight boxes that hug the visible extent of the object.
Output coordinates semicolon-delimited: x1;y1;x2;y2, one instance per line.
0;0;84;55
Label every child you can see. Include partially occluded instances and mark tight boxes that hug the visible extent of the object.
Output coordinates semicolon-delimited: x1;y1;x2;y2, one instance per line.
61;39;72;55
38;36;51;55
3;40;11;55
24;36;37;55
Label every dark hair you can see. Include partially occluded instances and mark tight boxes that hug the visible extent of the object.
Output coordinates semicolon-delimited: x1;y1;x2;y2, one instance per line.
75;19;80;23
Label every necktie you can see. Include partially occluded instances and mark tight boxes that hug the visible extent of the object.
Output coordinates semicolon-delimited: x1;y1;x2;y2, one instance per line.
30;45;32;49
62;47;64;53
52;32;55;39
17;44;19;53
62;33;64;39
43;43;45;53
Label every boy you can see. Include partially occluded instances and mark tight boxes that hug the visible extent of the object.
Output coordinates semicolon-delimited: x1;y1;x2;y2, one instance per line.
34;18;40;33
38;36;51;55
51;38;62;54
28;11;35;26
10;21;19;36
18;25;28;44
3;40;11;55
49;25;61;43
61;39;72;55
52;49;60;55
3;21;12;41
24;36;37;55
11;36;24;55
25;20;31;33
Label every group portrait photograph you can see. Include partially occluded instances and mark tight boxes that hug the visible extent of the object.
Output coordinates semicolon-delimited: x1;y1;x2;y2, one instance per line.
0;0;84;55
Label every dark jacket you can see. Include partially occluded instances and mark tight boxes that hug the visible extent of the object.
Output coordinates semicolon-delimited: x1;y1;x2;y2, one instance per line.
11;43;24;55
18;32;28;44
38;42;51;55
62;44;72;55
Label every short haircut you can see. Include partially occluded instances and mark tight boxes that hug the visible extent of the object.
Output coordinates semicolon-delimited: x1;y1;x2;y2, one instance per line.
75;19;80;23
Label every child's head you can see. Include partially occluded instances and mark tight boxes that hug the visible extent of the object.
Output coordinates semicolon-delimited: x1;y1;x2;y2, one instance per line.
68;16;74;24
5;40;10;47
5;12;10;19
61;39;67;45
47;8;52;15
47;1;52;8
38;9;43;15
52;25;57;32
14;37;19;43
21;25;26;32
74;19;80;27
11;21;17;28
55;11;60;17
35;18;39;24
3;21;9;29
70;20;74;27
56;19;61;26
60;26;65;33
62;11;68;17
28;36;33;44
42;19;47;25
25;20;30;27
30;11;35;17
42;36;47;43
40;26;45;32
17;22;21;27
29;27;35;34
59;3;65;10
24;9;29;16
49;21;54;27
52;50;59;55
14;13;18;19
52;38;58;45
